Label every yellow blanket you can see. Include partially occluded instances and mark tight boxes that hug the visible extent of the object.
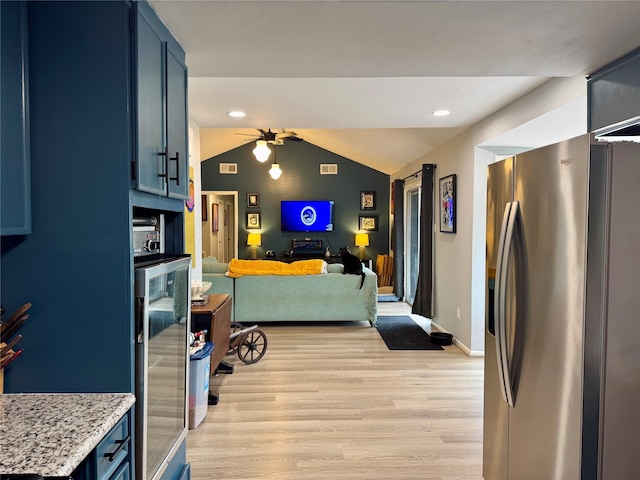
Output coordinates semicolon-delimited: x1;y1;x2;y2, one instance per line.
227;259;327;278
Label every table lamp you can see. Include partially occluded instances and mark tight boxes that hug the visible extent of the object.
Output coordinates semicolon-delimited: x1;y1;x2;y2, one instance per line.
247;233;261;259
355;233;369;260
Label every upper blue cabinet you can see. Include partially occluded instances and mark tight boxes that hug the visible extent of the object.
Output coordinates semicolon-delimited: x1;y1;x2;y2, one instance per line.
135;2;189;200
1;1;31;235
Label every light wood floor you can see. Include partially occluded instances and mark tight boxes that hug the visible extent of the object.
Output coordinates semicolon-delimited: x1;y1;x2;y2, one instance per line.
186;302;484;480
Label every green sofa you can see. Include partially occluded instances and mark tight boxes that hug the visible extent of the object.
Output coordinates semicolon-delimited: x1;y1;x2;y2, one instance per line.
202;257;378;326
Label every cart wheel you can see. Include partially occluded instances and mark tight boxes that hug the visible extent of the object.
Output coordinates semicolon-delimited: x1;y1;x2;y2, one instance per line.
230;322;244;334
237;329;268;364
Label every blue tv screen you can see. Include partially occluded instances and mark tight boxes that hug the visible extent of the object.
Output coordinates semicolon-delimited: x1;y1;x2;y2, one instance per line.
281;200;334;232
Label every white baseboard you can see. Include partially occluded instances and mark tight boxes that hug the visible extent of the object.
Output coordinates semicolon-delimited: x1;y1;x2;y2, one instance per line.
430;322;484;358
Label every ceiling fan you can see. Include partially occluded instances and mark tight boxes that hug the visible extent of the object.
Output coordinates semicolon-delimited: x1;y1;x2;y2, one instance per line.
236;128;303;145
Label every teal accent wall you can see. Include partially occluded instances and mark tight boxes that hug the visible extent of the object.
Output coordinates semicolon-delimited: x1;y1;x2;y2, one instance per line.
201;141;390;261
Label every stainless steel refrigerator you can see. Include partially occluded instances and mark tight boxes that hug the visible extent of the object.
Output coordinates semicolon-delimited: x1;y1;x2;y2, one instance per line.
484;134;640;479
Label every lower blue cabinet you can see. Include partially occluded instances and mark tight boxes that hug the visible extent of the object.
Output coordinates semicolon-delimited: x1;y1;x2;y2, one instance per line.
108;462;131;480
73;412;132;480
96;414;131;480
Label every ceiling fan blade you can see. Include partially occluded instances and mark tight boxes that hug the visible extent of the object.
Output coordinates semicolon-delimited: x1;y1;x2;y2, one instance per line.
274;130;303;142
277;131;296;138
235;129;303;144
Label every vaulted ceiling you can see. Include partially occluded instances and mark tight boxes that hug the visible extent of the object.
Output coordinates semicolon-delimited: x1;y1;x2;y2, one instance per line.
149;0;640;174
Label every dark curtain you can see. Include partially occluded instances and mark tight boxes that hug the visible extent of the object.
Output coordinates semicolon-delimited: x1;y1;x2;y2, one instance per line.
391;179;405;298
412;164;435;318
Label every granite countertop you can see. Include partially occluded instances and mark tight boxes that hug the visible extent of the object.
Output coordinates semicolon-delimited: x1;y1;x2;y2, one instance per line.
0;393;135;477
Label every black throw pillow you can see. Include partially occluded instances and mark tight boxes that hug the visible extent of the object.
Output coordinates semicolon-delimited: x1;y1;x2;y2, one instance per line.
341;252;366;289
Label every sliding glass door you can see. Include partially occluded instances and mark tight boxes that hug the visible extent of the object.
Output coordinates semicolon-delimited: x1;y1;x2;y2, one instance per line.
405;182;421;304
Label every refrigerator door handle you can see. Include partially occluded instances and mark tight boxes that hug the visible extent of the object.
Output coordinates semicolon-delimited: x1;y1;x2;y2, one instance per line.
135;297;145;344
497;200;519;407
494;202;512;406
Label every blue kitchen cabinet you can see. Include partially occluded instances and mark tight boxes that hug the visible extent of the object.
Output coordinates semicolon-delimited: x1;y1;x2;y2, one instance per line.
135;2;189;200
165;46;189;199
72;411;133;480
0;1;31;235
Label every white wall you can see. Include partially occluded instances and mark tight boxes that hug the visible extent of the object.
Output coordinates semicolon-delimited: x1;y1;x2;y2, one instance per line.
393;77;587;355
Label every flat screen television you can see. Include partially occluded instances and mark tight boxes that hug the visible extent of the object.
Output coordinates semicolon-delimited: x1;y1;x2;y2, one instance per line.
281;200;334;232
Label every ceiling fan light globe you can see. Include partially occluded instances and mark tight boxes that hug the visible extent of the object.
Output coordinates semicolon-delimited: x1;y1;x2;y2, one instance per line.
269;163;282;180
253;140;271;162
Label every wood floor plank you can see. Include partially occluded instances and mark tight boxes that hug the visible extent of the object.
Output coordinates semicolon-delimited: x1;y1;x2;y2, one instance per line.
187;302;484;479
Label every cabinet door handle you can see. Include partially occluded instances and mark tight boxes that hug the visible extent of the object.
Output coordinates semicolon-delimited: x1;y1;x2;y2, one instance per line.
158;147;168;178
169;151;180;185
104;435;130;462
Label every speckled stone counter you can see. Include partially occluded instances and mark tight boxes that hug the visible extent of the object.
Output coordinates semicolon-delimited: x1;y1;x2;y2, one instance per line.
0;393;135;477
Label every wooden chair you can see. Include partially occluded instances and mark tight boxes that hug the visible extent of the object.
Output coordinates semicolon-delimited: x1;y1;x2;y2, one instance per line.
376;254;393;288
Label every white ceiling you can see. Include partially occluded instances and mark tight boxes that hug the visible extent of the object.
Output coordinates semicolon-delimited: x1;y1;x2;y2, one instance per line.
149;0;640;174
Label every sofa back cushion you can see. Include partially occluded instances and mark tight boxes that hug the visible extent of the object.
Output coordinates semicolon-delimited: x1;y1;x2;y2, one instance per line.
327;263;344;273
202;257;229;274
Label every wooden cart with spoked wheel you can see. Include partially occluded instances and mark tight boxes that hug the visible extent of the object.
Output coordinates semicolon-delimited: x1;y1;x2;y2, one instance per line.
227;322;268;364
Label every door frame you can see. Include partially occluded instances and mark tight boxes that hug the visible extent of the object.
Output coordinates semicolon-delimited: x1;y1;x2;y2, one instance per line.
403;176;422;304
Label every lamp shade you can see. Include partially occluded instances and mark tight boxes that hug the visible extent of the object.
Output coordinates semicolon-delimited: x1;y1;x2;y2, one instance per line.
247;233;262;246
355;233;369;247
269;162;282;180
253;140;271;162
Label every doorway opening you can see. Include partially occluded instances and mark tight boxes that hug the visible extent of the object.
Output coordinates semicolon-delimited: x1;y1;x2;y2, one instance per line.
201;191;238;262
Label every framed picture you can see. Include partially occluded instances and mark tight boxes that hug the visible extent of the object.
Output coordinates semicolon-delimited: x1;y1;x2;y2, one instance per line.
247;193;260;208
439;174;456;233
360;191;376;210
212;203;219;232
359;215;378;231
201;195;207;221
246;211;261;229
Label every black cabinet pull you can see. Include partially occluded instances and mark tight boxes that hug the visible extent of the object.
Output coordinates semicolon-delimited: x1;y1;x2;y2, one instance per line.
158;147;168;178
103;435;130;462
169;151;180;185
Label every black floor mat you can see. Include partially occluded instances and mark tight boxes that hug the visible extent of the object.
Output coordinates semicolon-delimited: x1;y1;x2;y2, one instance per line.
375;316;444;350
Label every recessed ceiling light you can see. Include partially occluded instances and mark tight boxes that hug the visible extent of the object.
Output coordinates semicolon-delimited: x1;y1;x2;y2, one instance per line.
228;111;246;118
433;110;451;117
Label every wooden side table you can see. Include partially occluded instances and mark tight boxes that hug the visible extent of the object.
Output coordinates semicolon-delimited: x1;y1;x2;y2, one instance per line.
191;293;233;405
